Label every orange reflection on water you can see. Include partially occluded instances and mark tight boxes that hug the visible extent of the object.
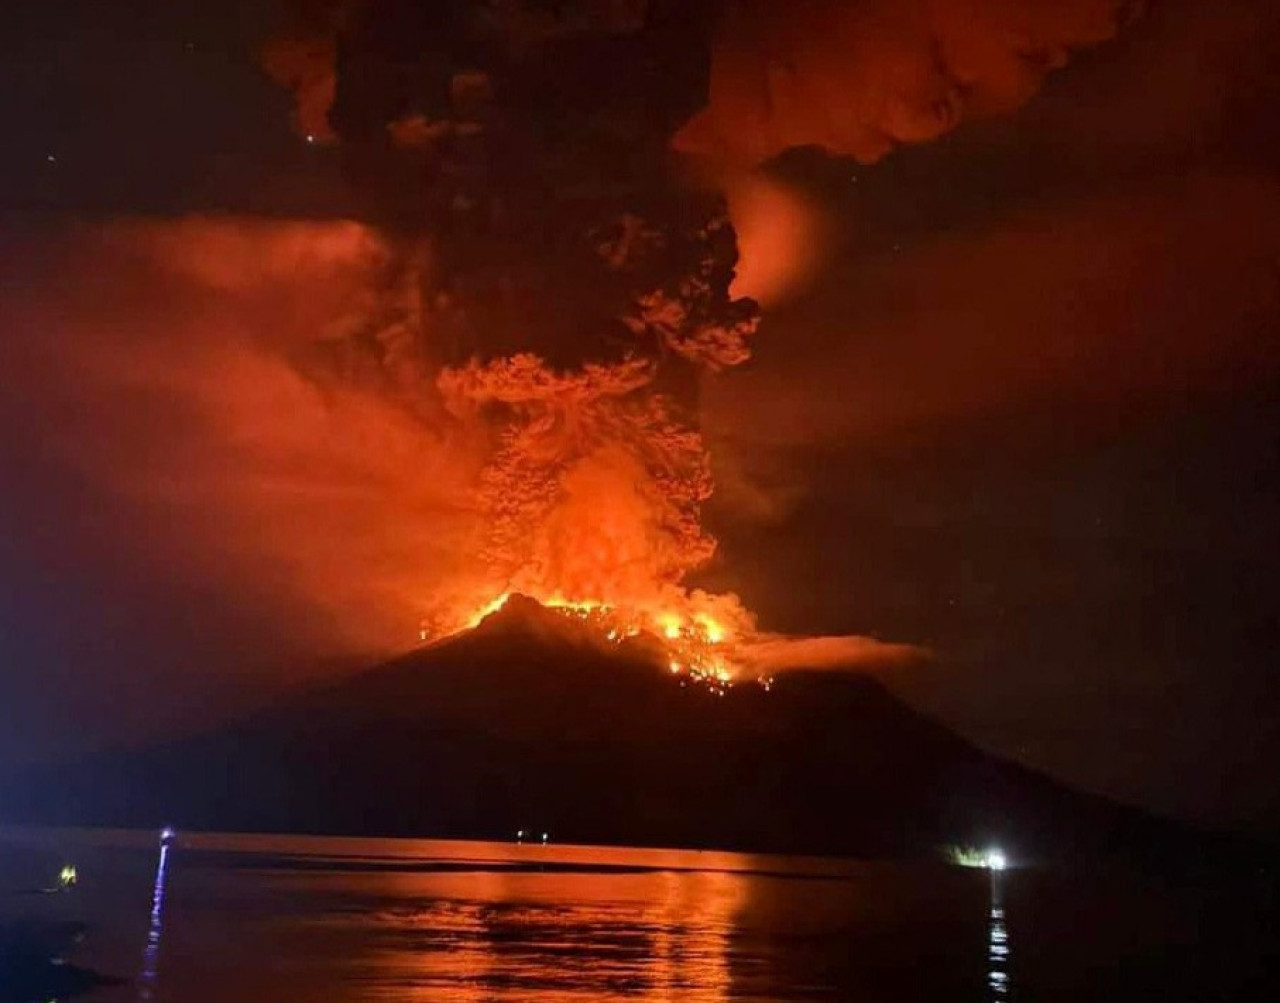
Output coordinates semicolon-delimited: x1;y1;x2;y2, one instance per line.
344;844;748;1001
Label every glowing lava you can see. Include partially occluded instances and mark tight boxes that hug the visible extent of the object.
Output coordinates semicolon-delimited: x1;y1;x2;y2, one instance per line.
426;339;762;695
429;591;744;695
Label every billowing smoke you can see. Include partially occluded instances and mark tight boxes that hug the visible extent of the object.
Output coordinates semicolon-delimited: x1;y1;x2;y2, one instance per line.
260;35;341;143
437;356;716;609
669;0;1144;299
259;0;1143;303
1;215;923;683
243;0;1148;674
724;174;831;305
418;210;772;668
77;0;1137;682
676;0;1144;167
1;218;475;657
265;1;1142;164
259;0;358;143
261;0;657;144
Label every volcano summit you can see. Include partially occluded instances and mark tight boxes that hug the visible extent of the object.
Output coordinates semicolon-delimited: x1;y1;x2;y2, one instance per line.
5;596;1195;866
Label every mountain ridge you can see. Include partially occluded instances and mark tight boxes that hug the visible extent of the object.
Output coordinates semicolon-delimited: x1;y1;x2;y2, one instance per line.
0;597;1226;867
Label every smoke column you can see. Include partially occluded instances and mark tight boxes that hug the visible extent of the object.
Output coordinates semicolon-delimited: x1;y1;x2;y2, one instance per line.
249;0;1144;669
250;0;1141;666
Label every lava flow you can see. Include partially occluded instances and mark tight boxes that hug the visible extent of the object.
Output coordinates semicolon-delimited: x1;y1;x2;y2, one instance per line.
416;237;763;692
442;591;744;694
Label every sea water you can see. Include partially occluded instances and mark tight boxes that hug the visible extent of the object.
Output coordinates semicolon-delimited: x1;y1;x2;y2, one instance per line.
1;828;1275;1001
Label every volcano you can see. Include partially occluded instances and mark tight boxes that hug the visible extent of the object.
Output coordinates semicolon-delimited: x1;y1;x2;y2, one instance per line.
4;597;1201;863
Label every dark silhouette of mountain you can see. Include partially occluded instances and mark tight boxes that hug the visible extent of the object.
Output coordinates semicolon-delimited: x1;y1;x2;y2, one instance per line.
0;597;1236;865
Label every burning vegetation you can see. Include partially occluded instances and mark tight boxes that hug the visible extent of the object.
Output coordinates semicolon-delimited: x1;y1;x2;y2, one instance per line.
444;592;742;694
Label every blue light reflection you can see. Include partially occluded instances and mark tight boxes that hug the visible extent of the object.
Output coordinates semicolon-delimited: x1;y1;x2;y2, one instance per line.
138;834;172;1000
988;871;1011;1000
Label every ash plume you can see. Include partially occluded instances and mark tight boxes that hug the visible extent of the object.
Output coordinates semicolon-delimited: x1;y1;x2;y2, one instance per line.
259;0;359;143
420;210;764;638
265;1;1144;166
245;0;1147;670
437;356;716;606
38;0;1138;683
1;219;475;658
676;0;1145;167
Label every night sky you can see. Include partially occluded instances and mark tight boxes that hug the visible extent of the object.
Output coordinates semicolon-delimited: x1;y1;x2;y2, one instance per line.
2;0;1278;832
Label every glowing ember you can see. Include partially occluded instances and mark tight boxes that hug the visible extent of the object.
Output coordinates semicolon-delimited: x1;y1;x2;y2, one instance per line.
390;126;913;689
425;284;759;694
413;314;920;688
428;590;746;694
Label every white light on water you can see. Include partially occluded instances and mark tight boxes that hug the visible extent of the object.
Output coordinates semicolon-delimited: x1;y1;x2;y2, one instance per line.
140;836;172;999
986;849;1007;872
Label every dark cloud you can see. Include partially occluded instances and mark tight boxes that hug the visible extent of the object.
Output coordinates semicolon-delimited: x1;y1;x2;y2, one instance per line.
676;0;1143;166
697;0;1280;828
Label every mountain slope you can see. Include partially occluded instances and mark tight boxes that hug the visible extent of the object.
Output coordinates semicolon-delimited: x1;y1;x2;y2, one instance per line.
3;598;1190;862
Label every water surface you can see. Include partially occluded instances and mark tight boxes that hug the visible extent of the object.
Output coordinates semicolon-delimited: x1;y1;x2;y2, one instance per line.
1;829;1275;1001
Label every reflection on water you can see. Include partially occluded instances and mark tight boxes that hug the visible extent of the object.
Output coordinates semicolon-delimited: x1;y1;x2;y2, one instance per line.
988;872;1010;1000
364;867;744;1000
138;834;171;1000
3;828;1275;1002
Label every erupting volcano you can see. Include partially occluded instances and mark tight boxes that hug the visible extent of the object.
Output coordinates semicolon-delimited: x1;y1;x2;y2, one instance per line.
2;589;1198;866
7;0;1279;934
423;234;763;691
252;0;1143;688
446;592;743;693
